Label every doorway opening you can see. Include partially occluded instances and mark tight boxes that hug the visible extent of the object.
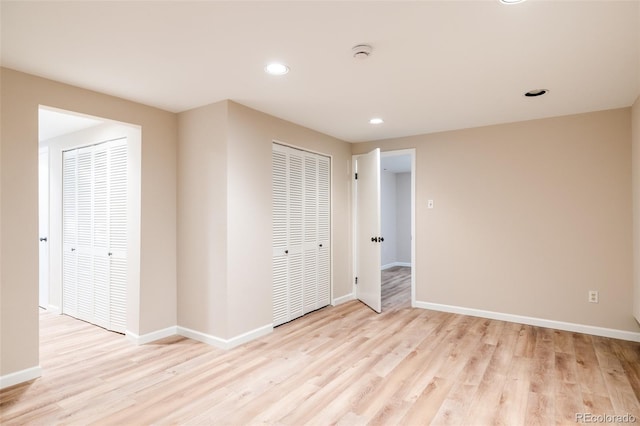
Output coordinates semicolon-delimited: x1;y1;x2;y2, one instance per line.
38;105;141;335
352;148;415;313
380;152;413;311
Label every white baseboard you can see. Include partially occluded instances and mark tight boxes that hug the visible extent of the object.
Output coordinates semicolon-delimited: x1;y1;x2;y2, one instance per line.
332;293;355;306
226;324;273;348
0;366;42;389
177;324;273;350
177;326;231;349
126;326;178;345
414;301;640;342
47;304;61;314
381;262;411;270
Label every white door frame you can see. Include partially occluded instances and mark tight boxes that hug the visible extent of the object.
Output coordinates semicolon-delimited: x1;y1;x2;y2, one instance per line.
38;147;50;309
352;148;416;308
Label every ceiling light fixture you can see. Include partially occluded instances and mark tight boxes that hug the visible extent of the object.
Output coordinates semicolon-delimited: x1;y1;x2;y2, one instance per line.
524;89;548;97
499;0;526;4
265;62;289;76
369;118;384;125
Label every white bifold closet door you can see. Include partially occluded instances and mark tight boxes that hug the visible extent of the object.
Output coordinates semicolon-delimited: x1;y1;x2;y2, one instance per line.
62;138;127;333
272;144;330;327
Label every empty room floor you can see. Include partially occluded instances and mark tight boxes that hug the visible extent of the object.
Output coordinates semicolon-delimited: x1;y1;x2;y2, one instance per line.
1;270;640;425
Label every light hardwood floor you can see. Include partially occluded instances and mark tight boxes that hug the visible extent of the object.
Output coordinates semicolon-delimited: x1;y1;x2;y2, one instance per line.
2;266;640;425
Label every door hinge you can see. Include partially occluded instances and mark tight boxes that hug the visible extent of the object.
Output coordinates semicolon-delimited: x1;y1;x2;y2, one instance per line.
355;173;358;180
355;276;358;284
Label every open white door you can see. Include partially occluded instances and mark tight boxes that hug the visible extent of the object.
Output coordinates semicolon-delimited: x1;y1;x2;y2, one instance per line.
355;148;382;313
39;149;49;309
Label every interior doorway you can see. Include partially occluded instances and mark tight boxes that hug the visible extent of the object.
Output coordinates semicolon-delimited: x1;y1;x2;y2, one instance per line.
38;106;141;336
380;151;413;310
353;148;415;313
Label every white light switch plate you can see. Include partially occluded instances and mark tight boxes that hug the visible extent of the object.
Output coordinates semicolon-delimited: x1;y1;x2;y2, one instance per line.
428;200;434;209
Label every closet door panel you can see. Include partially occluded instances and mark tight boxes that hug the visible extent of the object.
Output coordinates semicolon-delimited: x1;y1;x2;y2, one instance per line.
289;251;304;320
288;153;304;250
93;145;108;252
303;155;318;313
75;147;94;322
109;257;127;333
62;150;78;316
109;141;128;256
303;248;317;313
318;245;330;307
287;151;304;320
93;143;110;328
317;155;331;307
93;255;110;328
272;149;288;255
273;255;289;327
108;140;128;332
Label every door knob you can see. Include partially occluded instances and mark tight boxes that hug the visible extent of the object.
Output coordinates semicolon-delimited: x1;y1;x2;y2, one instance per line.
39;237;47;242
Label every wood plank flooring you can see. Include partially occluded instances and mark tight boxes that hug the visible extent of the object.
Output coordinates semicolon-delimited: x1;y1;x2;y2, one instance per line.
2;266;640;425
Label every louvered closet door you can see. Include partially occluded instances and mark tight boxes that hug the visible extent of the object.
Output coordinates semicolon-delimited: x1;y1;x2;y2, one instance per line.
272;144;331;326
317;155;331;307
302;154;318;314
62;150;78;316
93;143;110;329
76;146;95;322
272;148;289;326
62;138;128;333
108;140;128;333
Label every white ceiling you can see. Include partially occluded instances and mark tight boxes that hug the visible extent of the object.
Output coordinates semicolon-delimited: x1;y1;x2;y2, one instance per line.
38;108;104;142
2;1;639;143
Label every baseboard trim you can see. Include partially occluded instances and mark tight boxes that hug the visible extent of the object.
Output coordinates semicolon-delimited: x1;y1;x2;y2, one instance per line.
177;324;273;350
332;293;355;306
381;262;411;270
227;324;273;348
47;304;61;314
0;366;42;389
126;326;178;345
176;326;227;349
415;301;640;343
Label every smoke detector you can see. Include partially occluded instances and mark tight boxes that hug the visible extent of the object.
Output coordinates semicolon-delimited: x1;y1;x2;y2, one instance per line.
352;44;373;60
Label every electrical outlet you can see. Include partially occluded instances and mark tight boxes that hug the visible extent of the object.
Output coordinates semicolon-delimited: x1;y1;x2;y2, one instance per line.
588;290;599;303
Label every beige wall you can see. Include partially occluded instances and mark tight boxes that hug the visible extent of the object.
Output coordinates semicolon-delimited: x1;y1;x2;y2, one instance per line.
227;102;352;337
0;68;178;377
177;101;229;337
633;96;640;324
177;100;352;340
354;108;639;332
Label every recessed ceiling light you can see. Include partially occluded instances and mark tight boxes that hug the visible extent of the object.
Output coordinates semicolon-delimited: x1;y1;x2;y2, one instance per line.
265;63;289;76
524;89;549;97
499;0;526;4
369;118;384;125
